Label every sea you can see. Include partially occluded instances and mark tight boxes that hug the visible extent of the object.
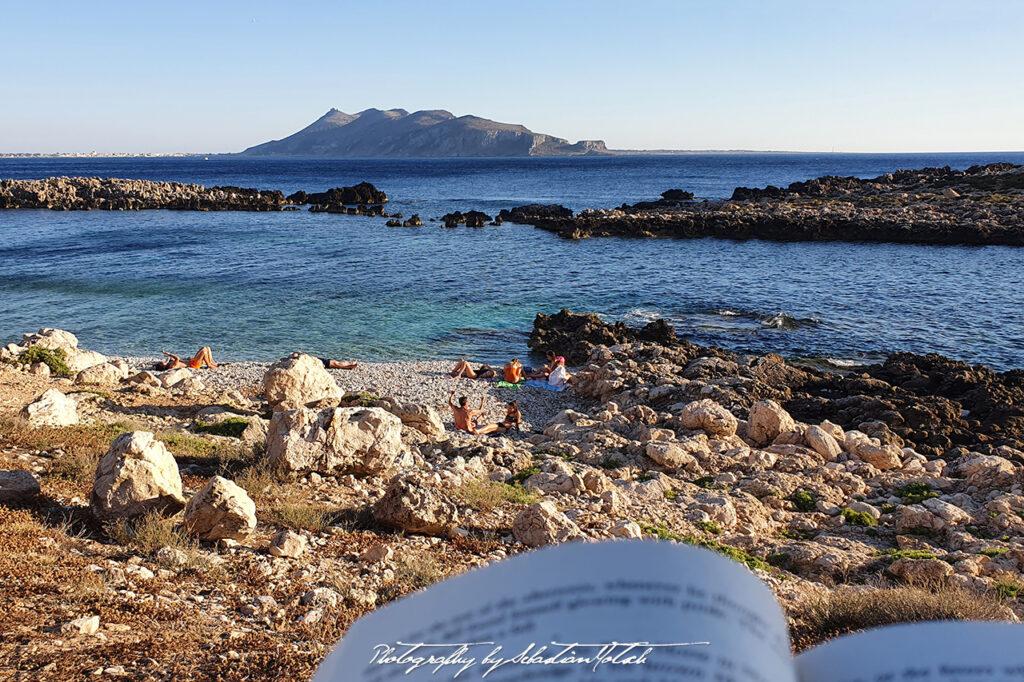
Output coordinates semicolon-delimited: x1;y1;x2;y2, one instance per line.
2;153;1023;370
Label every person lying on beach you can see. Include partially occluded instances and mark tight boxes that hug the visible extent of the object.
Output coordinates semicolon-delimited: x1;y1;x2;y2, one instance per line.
525;351;557;379
547;356;573;388
319;357;358;370
503;358;524;383
449;359;496;379
156;346;218;371
448;390;502;434
497;400;522;433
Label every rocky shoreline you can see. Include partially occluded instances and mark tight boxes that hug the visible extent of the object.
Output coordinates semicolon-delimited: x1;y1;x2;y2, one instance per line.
0;177;389;214
502;163;1024;246
1;318;1023;679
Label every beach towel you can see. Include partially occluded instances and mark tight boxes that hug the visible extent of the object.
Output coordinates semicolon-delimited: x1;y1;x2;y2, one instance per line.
522;379;567;392
496;380;522;390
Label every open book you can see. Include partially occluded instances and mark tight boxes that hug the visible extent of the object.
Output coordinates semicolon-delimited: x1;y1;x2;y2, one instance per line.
314;541;1024;681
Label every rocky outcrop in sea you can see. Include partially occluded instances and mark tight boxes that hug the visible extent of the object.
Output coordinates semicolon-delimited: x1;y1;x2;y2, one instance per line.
0;177;388;213
503;163;1024;246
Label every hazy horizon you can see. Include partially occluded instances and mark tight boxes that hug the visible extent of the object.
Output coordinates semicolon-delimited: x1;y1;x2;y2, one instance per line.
2;1;1023;154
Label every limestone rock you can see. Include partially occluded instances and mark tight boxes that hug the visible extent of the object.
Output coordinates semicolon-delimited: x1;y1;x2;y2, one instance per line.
372;473;459;536
300;587;342;609
266;406;406;475
889;557;954;583
261;352;342;412
609;520;642;538
961;455;1018;490
90;431;186;521
159;367;193;388
512;501;581;547
75;360;129;385
28;362;50;376
645;441;698;470
805;425;842;460
21;328;79;354
360;544;394;563
127;370;162;388
268;530;307;558
0;470;41;503
183;476;257;541
747;400;796;446
62;615;100;635
855;443;903;470
678;399;738;437
386;402;445;438
66;350;108;373
19;388;79;427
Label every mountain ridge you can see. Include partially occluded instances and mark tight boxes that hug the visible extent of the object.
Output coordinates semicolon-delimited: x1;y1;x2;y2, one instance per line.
239;108;609;158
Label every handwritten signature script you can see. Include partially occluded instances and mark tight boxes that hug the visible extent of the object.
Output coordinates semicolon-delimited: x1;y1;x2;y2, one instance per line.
368;640;710;677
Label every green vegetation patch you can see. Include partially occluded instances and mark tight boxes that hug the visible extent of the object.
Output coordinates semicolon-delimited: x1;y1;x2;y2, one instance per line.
874;549;937;562
195;417;250;439
791;489;816;512
638;520;770;572
841;508;878;527
508;466;541;486
17;346;71;375
899;483;939;505
978;547;1009;557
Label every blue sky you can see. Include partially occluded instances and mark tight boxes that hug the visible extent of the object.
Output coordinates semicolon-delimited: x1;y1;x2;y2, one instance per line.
1;1;1022;153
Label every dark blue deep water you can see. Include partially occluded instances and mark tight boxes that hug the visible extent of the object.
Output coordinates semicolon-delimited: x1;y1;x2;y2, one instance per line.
1;153;1023;369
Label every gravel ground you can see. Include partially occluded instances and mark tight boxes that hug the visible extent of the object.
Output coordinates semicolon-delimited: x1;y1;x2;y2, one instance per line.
124;357;582;433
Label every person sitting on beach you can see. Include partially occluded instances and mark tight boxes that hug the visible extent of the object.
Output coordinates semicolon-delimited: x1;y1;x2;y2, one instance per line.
319;357;358;370
525;351;557;379
547;356;573;388
448;390;501;434
503;358;524;383
156;347;218;371
497;400;522;433
449;358;496;379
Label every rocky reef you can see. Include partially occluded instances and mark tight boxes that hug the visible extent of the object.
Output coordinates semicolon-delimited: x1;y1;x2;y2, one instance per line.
503;163;1024;246
0;177;388;213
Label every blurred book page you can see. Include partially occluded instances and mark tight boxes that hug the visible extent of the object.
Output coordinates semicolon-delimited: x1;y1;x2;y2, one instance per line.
796;621;1024;682
314;540;795;682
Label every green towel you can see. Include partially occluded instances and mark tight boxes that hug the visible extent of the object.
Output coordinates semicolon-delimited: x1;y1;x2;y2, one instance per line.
496;380;522;390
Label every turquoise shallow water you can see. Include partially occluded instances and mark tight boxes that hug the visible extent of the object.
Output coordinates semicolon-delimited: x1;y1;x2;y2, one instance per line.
1;154;1023;369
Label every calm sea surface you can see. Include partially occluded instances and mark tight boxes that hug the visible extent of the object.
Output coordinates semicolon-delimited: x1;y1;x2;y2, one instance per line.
1;153;1023;369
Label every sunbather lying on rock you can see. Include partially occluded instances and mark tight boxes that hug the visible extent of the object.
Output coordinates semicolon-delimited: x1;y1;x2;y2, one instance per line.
449;390;502;434
156;346;218;371
449;358;496;379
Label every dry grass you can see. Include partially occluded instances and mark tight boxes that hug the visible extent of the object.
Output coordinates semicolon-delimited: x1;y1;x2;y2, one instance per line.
453;480;540;511
789;580;1013;651
104;510;196;555
0;418;142;457
378;549;449;603
265;502;340;532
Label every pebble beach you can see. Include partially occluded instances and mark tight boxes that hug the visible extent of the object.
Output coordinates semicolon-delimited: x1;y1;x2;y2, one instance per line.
124;356;580;433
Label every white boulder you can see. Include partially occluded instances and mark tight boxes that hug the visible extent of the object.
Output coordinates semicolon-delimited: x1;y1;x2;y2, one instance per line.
19;389;79;427
183;476;257;541
90;431;186;521
512;501;581;547
266;406;406;475
261;352;341;412
747;400;797;446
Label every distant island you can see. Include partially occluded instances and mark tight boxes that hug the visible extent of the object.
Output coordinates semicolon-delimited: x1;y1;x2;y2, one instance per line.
238;108;610;158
